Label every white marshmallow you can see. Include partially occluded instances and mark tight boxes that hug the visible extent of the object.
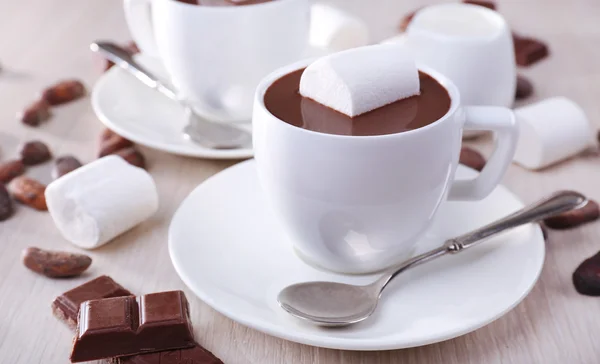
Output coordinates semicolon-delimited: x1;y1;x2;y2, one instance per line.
309;3;369;52
513;97;593;170
299;44;420;117
45;156;159;249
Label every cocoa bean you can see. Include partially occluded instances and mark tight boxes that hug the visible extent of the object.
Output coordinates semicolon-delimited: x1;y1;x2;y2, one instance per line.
459;146;486;172
544;199;599;229
463;0;497;10
52;156;83;180
515;75;534;100
19;140;52;165
18;99;51;126
115;147;146;169
0;183;14;221
0;160;25;184
8;176;47;211
398;9;419;32
573;251;600;296
100;128;118;142
22;247;92;278
98;134;134;157
41;79;86;106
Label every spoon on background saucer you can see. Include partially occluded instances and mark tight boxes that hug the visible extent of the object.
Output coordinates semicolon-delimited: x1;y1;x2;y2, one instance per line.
90;42;252;150
278;190;587;327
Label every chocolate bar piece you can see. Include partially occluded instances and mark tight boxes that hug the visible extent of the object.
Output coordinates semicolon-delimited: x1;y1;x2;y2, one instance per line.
52;275;132;330
70;291;195;362
463;0;496;10
114;345;224;364
513;34;549;66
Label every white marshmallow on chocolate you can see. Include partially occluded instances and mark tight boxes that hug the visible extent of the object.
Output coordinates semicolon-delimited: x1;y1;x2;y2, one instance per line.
309;3;369;52
299;44;420;117
45;156;159;249
513;97;593;170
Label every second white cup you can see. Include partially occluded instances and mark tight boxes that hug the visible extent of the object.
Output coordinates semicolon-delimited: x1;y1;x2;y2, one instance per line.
124;0;310;123
406;3;517;109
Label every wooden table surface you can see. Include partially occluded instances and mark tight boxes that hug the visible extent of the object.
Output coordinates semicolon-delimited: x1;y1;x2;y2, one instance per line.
1;0;600;363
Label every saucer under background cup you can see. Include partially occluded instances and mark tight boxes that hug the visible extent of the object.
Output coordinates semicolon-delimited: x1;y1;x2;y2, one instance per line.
91;54;254;159
168;159;544;351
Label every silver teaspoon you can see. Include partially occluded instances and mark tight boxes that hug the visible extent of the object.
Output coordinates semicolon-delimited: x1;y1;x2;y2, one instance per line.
278;191;587;327
90;42;252;150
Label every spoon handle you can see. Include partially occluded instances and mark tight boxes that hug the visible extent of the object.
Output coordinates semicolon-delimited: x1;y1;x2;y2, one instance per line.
372;191;587;294
90;41;178;101
446;190;586;252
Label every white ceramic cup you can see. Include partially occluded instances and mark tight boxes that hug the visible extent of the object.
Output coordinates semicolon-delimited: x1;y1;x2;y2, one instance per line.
253;59;519;274
405;3;516;109
123;0;310;122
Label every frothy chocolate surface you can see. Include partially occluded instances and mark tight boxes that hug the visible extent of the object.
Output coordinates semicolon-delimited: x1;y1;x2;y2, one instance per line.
264;68;451;136
175;0;276;6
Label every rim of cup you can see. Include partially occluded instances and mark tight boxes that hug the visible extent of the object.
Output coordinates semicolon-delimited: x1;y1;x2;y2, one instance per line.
255;57;462;140
408;3;508;43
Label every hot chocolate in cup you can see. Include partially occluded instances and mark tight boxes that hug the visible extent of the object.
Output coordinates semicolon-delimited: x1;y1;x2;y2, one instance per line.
253;58;519;274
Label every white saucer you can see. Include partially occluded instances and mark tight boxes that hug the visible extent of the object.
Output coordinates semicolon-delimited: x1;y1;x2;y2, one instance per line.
91;54;254;159
169;160;545;351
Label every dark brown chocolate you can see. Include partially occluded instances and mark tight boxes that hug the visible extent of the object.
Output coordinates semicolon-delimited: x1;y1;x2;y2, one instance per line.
264;69;451;136
52;275;132;330
115;344;223;364
513;34;549;66
70;291;195;362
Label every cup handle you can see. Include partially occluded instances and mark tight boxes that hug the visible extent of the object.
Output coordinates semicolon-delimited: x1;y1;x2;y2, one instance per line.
448;106;519;201
123;0;160;58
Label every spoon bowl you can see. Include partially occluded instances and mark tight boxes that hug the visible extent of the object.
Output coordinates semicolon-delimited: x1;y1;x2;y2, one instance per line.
278;282;378;327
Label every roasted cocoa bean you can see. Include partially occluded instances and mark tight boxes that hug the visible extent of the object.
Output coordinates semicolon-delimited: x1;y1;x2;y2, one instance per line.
463;0;496;10
544;199;599;230
18;99;51;126
19;140;52;165
100;128;118;142
0;160;25;184
41;79;86;106
22;247;92;278
123;41;140;55
398;9;420;32
98;134;134;157
0;183;14;221
515;75;534;100
115;147;146;169
573;251;600;296
8;176;47;211
459;146;486;172
52;156;83;180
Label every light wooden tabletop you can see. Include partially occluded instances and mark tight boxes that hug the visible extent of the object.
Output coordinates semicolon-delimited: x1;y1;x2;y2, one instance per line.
1;0;600;363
